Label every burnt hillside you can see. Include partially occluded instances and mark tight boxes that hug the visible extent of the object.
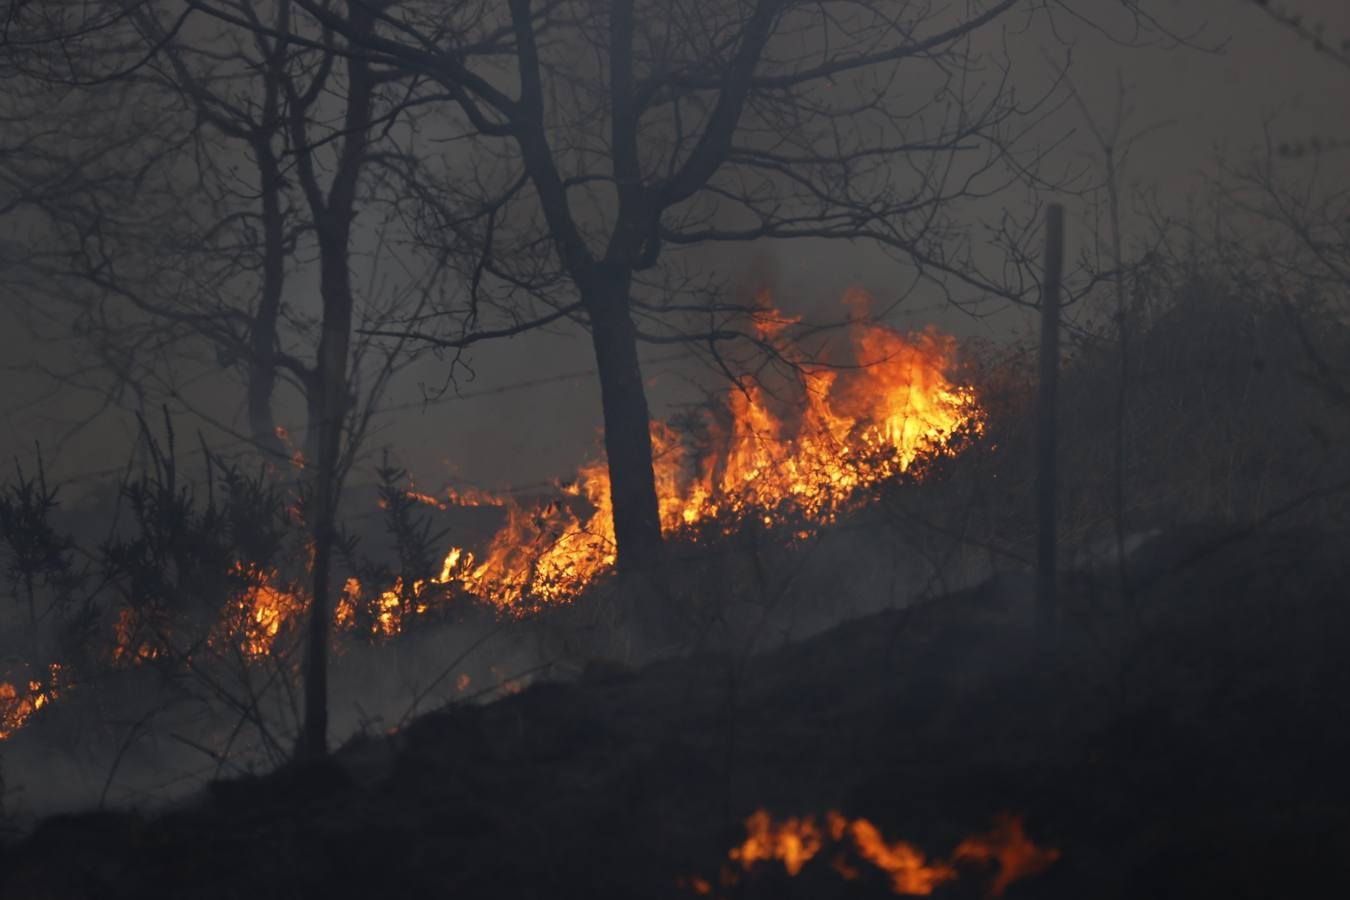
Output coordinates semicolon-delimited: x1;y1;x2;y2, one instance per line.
4;523;1347;900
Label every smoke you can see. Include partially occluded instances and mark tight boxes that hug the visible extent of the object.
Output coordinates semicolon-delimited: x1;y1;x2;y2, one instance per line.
0;611;544;823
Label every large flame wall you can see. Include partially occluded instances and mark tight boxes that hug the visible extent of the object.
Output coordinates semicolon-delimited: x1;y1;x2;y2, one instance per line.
14;289;984;743
446;288;983;612
108;291;982;659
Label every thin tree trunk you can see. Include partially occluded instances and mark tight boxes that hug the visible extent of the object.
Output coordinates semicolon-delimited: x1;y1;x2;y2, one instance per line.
582;264;663;573
297;239;354;761
294;2;374;760
1036;204;1064;645
302;376;323;466
247;141;287;461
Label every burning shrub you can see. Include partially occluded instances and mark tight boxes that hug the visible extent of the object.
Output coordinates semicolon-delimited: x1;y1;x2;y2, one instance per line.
0;663;70;742
336;456;459;639
102;419;299;666
708;808;1060;897
437;289;986;615
0;451;89;749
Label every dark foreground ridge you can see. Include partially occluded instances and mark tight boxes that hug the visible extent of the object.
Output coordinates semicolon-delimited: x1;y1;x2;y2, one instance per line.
4;525;1349;899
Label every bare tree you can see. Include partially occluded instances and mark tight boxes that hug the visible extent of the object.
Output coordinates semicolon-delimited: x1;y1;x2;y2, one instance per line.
282;0;382;759
1224;1;1350;405
139;2;302;459
216;0;1135;575
1245;0;1350;73
2;0;465;757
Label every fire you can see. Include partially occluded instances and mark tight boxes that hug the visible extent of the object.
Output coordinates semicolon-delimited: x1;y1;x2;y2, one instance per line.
833;814;957;895
444;288;983;612
107;290;983;659
111;564;306;663
951;813;1062;897
453;481;616;612
211;562;307;658
113;607;162;664
730;809;824;876
0;663;69;741
715;809;1058;897
400;489;445;509
112;560;448;666
398;485;507;509
442;485;508;507
337;547;462;639
273;425;306;469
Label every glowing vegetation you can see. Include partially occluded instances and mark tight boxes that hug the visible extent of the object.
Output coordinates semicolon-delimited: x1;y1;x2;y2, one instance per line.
445;288;983;613
710;809;1059;897
106;288;984;663
0;663;69;741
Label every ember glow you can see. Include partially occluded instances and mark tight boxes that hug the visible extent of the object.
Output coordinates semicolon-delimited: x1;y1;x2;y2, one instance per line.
273;425;307;470
951;813;1063;897
730;809;825;875
400;485;506;509
111;564;308;664
113;607;162;664
833;813;959;894
0;663;69;741
444;288;984;612
713;809;1059;897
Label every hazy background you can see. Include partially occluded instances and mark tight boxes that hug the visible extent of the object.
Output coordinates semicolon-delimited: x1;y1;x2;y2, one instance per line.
2;0;1346;499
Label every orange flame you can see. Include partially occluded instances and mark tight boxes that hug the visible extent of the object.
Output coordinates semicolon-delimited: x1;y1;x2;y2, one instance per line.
211;562;307;658
112;607;162;664
112;559;452;665
442;485;508;508
952;812;1062;897
730;809;825;875
108;290;984;658
382;486;509;511
0;663;69;741
273;425;307;470
337;546;462;639
442;288;983;612
832;814;957;895
717;809;1058;897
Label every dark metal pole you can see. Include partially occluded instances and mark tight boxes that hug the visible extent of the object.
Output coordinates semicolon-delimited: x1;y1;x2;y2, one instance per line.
1037;204;1064;644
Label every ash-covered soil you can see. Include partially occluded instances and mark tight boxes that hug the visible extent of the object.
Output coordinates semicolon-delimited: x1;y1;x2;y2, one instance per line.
4;524;1349;900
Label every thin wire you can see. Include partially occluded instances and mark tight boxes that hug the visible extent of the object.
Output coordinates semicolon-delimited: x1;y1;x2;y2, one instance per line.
22;351;698;490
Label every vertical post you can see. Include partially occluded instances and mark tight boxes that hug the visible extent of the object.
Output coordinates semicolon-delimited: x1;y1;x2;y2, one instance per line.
1037;204;1064;644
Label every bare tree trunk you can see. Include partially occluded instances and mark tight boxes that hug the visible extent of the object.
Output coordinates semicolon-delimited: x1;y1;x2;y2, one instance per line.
294;3;374;760
247;141;287;461
302;375;323;466
297;237;354;761
582;264;663;573
1036;204;1064;645
144;5;294;463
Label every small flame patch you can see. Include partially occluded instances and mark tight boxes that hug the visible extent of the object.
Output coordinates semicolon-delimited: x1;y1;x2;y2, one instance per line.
700;809;1059;897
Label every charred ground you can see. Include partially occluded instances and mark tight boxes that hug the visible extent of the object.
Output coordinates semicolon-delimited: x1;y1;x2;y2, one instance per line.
3;521;1349;900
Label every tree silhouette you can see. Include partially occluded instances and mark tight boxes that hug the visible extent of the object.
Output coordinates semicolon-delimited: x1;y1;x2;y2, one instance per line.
2;0;465;757
208;0;1177;574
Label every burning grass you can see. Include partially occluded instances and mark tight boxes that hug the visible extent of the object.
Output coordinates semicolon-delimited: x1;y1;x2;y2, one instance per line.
0;663;69;742
437;288;984;614
704;808;1059;897
16;288;987;745
198;287;985;659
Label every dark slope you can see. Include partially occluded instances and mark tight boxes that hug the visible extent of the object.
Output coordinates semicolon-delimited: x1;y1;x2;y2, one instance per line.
4;524;1349;900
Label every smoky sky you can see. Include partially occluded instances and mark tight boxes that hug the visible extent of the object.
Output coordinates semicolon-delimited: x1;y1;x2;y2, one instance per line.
1;0;1347;500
